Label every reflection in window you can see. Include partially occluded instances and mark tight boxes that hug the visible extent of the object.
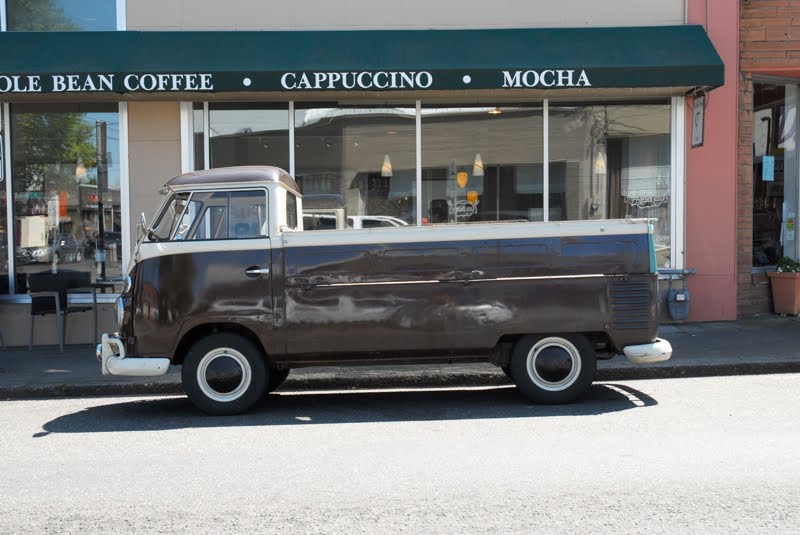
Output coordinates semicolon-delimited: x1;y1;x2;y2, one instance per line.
294;107;416;225
7;0;117;31
421;106;544;224
209;104;289;171
550;104;671;266
11;103;121;290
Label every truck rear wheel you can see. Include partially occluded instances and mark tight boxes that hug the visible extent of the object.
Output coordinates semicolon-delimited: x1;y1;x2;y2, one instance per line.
510;334;595;404
182;333;268;415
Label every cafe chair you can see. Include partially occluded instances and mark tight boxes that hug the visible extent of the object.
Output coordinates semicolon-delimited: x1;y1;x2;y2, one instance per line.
28;270;97;353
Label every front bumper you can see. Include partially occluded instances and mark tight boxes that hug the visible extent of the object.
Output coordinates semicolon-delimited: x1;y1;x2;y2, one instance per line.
97;333;171;377
622;338;672;364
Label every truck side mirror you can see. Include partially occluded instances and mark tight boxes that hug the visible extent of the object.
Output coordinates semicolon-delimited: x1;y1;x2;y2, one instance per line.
139;212;157;241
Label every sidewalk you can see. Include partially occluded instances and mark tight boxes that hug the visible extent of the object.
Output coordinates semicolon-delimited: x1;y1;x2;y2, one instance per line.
1;315;798;398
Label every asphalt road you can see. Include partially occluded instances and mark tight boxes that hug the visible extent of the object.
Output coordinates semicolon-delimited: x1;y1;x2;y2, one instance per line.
1;374;799;534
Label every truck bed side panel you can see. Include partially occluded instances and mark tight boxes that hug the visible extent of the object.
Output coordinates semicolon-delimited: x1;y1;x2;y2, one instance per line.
281;231;654;360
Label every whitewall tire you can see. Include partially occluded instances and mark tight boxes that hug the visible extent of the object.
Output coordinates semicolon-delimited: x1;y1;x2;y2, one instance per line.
510;334;596;404
182;333;268;415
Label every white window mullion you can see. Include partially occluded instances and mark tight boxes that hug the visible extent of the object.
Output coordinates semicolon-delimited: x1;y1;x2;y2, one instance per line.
289;101;295;177
119;101;131;272
671;96;686;270
203;102;210;170
116;0;127;30
416;100;422;227
179;102;193;173
543;99;549;222
3;104;13;293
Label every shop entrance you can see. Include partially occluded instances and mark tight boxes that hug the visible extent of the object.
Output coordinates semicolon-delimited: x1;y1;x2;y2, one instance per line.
752;82;799;266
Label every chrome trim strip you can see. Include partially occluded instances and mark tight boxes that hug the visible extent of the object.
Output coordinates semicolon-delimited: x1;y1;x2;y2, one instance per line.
322;280;440;288
489;274;610;282
317;273;616;288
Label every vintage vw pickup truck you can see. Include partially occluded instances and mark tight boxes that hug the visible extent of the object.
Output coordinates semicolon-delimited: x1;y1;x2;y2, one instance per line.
98;166;671;415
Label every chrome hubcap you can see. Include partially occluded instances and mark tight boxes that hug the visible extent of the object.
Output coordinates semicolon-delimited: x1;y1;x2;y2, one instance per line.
197;347;252;402
526;337;582;391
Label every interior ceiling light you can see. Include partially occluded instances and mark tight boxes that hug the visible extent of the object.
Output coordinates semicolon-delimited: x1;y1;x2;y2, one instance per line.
488;107;502;115
381;154;393;177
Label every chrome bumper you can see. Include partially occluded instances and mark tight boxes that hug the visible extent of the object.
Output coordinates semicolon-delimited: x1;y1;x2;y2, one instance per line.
96;333;171;377
623;338;672;364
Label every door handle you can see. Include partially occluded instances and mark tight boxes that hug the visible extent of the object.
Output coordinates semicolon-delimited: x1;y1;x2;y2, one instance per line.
245;267;270;276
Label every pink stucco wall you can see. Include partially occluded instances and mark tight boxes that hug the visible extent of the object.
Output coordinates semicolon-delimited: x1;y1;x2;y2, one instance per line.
685;0;739;321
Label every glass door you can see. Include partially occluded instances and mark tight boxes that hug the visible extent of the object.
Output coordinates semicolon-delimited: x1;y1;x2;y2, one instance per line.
753;82;799;266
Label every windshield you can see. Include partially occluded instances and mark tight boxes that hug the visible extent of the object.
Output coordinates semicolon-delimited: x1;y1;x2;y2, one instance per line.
149;192;191;241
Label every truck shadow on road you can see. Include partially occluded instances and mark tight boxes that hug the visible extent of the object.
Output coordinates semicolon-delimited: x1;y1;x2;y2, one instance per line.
37;383;657;436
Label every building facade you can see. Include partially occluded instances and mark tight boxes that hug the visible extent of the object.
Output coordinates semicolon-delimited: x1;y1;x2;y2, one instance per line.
0;1;743;347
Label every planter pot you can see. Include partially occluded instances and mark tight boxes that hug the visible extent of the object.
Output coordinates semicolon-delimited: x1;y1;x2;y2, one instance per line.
767;271;800;315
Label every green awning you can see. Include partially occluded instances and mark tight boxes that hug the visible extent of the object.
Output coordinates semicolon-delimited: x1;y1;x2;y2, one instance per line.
0;25;723;95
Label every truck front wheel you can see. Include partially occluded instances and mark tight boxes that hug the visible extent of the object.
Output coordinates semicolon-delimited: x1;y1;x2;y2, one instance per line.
510;334;595;404
182;333;268;415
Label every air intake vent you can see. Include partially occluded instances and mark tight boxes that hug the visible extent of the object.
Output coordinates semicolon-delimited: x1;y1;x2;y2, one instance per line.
611;280;653;330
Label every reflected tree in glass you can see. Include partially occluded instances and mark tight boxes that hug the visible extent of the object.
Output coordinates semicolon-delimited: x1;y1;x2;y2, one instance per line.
7;0;79;31
13;112;97;194
8;0;117;31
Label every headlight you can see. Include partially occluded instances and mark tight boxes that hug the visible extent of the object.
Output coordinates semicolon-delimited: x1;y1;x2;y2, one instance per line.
122;275;132;294
115;296;124;327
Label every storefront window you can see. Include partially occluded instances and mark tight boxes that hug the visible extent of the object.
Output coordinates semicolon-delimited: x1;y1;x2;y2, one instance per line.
209;103;289;171
752;83;798;266
10;103;121;290
294;106;416;226
550;104;671;266
421;106;543;224
189;100;675;256
6;0;117;31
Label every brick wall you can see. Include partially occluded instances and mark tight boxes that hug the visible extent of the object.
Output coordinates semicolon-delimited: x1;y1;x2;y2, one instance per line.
741;0;800;70
736;0;800;315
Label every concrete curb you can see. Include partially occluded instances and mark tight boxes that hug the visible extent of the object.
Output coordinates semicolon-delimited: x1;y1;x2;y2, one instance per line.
2;360;799;400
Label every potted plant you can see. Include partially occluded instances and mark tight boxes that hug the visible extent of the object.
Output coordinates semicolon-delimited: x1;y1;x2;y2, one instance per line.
768;256;800;315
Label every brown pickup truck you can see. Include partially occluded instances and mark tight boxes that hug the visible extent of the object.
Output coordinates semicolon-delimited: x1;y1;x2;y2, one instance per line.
98;166;671;415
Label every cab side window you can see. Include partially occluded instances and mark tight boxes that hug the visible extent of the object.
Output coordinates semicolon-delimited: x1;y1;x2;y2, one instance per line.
172;190;268;240
286;192;298;230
